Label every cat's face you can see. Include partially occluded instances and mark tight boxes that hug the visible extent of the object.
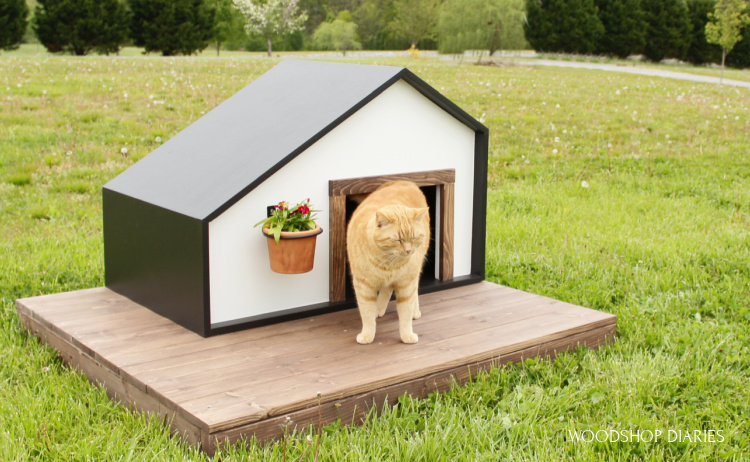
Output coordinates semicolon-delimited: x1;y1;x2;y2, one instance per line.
373;206;429;261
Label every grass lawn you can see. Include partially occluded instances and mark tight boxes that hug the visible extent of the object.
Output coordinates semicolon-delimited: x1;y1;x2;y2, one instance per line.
1;54;749;460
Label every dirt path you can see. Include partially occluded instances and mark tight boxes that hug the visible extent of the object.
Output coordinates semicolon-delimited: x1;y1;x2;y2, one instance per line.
492;58;750;88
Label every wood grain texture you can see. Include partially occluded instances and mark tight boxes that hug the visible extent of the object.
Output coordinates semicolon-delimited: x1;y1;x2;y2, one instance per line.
16;281;616;454
329;169;455;197
329;169;457;299
329;195;347;302
439;183;454;281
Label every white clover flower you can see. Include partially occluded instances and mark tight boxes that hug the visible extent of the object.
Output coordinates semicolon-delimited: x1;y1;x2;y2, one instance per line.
552;149;558;154
66;150;73;156
121;147;128;155
581;181;589;188
155;136;162;143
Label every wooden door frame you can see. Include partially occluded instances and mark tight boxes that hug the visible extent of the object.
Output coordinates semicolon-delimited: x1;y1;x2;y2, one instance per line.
328;169;455;303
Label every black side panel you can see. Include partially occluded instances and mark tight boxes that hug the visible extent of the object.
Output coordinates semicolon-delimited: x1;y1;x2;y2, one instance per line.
471;129;489;279
103;188;206;336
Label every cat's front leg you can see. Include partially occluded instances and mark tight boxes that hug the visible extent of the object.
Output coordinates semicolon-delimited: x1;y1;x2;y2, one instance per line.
376;287;393;317
394;279;419;344
354;279;378;344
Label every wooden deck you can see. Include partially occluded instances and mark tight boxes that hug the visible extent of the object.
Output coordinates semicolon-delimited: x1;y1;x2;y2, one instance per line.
16;282;615;454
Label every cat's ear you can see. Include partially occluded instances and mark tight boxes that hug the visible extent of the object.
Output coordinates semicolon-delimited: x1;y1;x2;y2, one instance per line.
414;207;429;222
375;211;392;228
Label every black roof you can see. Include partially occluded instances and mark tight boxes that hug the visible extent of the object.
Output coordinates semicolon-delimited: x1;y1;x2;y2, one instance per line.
104;59;487;221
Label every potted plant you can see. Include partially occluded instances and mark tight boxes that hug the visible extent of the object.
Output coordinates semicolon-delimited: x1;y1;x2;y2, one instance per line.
255;199;323;274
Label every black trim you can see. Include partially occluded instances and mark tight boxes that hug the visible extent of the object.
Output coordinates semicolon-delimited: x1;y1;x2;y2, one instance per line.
471;129;489;279
105;60;490;337
206;73;404;222
208;275;483;336
398;69;489;133
202;219;211;337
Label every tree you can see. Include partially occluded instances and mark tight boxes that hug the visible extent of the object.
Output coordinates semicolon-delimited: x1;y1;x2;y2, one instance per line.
524;0;604;54
641;0;692;62
685;0;722;64
312;10;361;55
389;0;439;48
705;0;750;81
33;0;129;55
595;0;647;58
129;0;216;56
353;0;389;49
232;0;308;57
209;0;247;56
439;0;527;56
0;0;29;51
726;23;750;67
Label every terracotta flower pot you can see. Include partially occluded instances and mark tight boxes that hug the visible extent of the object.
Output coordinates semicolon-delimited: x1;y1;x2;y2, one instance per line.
262;225;323;274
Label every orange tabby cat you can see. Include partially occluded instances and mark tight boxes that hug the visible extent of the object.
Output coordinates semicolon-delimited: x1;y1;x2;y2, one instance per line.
346;181;430;344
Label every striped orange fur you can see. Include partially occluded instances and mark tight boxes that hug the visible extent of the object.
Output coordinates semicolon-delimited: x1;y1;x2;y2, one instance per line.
346;181;430;344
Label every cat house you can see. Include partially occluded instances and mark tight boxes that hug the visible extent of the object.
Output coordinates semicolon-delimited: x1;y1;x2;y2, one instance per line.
103;59;489;337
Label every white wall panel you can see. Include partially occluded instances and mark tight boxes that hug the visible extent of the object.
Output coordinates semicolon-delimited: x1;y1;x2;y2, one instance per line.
209;80;476;325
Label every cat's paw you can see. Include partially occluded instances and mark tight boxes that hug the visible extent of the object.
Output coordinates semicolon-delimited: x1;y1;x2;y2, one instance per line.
401;332;419;344
356;332;374;344
412;308;421;320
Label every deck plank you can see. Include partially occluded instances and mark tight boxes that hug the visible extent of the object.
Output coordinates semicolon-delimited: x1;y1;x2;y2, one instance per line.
16;281;616;453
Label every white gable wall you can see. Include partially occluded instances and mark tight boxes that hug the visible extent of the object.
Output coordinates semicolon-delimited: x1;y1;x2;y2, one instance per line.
208;80;476;325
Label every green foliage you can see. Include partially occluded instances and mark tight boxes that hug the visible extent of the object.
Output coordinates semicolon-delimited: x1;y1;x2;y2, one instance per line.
438;0;528;55
1;56;750;460
312;11;362;55
641;0;692;61
595;0;647;58
389;0;439;47
705;0;750;64
726;25;750;67
0;0;29;51
686;0;724;64
128;0;216;56
352;0;404;50
209;0;247;54
232;0;308;56
32;0;129;55
254;199;318;242
524;0;604;54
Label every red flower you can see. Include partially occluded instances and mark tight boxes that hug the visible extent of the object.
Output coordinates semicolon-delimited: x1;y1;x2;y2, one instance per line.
298;204;310;215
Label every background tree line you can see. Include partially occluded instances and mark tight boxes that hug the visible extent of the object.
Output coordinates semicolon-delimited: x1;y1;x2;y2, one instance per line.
525;0;750;68
1;0;748;69
0;0;527;56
